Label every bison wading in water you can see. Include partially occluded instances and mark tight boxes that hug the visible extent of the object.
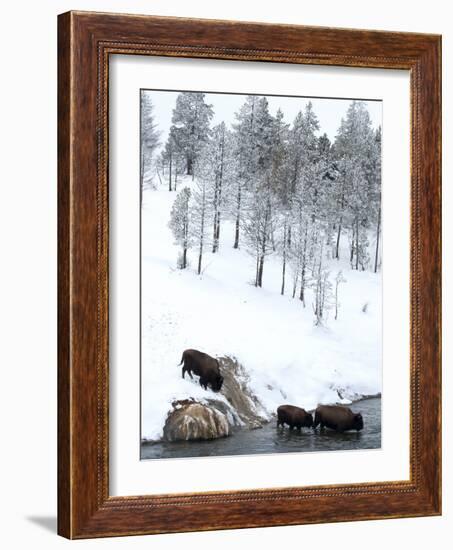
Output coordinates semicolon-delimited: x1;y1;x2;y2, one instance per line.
277;405;313;430
313;405;363;432
179;349;224;392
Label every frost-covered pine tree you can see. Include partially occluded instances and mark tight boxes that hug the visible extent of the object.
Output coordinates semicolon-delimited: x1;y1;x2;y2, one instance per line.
331;156;348;260
285;103;322;302
316;133;338;252
196;122;234;254
240;98;279;287
211;123;226;252
242;181;276;287
270;109;291;294
164;93;380;298
346;159;371;270
168;187;191;269
370;127;382;272
161;128;185;192
288;204;310;302
310;238;333;325
332;100;378;269
301;101;321;161
140;93;160;196
170;92;213;177
231;95;261;249
190;165;214;275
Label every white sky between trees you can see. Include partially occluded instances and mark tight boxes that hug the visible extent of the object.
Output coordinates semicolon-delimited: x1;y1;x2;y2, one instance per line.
142;89;382;154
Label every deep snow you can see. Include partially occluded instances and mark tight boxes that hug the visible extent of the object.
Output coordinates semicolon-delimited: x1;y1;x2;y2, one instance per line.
141;178;382;441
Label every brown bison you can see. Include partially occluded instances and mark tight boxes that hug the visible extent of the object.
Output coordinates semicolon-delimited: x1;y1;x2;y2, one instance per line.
277;405;313;430
179;349;224;392
313;405;363;432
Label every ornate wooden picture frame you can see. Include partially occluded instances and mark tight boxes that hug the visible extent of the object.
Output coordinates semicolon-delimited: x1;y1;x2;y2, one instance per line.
58;11;441;539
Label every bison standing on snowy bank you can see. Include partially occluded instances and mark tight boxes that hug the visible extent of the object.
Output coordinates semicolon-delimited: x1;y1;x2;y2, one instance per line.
277;405;313;430
179;349;224;392
313;405;364;432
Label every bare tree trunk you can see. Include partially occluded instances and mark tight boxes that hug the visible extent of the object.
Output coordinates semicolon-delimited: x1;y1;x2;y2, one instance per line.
212;181;219;253
335;218;342;259
182;218;189;269
257;230;267;288
257;198;272;288
215;211;221;248
255;253;260;287
335;186;345;259
292;267;299;299
281;223;287;295
212;137;224;253
314;254;323;325
214;131;225;252
299;225;308;306
374;204;381;273
350;226;355;266
258;255;264;287
197;249;202;274
355;218;359;270
234;183;241;249
197;189;206;275
299;265;306;306
335;282;339;320
281;255;286;295
156;167;163;187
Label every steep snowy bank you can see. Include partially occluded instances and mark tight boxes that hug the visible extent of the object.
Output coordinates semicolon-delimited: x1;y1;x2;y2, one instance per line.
141;183;382;442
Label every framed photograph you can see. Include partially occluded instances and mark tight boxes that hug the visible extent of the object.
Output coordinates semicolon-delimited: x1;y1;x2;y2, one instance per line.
58;11;441;538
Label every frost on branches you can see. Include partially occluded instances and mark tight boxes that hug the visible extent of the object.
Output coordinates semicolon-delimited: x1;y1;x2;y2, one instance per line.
144;91;382;327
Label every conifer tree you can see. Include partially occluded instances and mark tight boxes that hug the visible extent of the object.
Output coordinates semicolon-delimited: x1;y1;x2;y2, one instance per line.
140;93;160;197
170;92;213;177
168;187;191;269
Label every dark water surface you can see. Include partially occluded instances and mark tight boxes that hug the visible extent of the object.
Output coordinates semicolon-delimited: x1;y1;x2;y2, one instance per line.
141;397;381;460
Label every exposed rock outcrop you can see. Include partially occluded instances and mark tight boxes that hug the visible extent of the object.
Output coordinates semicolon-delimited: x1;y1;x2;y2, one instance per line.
161;356;269;442
215;356;269;429
163;401;229;442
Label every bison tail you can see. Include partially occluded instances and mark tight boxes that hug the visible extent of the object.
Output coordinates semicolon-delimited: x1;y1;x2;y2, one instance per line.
178;352;185;366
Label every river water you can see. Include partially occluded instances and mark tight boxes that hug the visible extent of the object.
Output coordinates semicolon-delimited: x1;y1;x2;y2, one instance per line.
141;397;381;460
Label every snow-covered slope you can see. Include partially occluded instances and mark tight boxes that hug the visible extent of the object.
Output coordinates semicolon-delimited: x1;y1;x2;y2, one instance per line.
141;180;382;441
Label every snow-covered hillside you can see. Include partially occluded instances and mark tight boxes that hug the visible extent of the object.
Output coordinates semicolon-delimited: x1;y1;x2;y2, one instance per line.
141;180;382;441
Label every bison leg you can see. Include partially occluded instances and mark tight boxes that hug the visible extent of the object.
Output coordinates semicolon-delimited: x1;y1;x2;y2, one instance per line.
313;413;320;429
182;366;194;379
